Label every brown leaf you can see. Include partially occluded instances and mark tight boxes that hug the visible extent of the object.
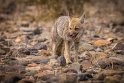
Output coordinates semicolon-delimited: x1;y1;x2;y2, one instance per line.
93;39;111;46
27;63;38;67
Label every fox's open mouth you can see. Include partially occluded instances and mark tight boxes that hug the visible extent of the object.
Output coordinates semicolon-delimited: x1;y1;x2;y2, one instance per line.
69;33;78;38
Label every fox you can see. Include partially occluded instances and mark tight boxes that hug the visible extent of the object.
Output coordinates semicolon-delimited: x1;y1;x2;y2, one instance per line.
51;14;85;64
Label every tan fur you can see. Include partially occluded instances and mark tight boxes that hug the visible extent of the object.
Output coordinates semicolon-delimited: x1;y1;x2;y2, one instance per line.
51;15;85;64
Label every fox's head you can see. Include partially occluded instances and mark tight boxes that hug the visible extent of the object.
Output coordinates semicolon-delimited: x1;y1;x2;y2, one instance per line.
67;14;85;39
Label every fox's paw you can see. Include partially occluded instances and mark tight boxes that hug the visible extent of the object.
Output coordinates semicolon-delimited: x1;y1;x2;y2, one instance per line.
66;60;72;65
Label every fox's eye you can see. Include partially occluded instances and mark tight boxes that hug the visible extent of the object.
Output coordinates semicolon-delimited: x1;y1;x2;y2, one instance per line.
75;27;79;30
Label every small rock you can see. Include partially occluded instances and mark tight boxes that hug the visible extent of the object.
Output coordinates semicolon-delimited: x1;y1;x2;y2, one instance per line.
39;50;50;56
78;73;93;81
18;48;38;56
0;48;6;55
25;70;36;76
69;63;82;73
25;65;41;71
29;49;38;55
112;43;124;50
95;47;103;52
18;48;30;55
95;73;106;80
15;37;22;43
59;73;78;83
107;38;117;43
104;75;120;83
20;21;30;27
63;68;78;74
4;73;23;83
57;56;66;66
79;42;94;51
79;51;91;60
49;59;59;67
47;76;59;83
37;59;49;64
97;70;124;77
81;60;92;69
96;57;124;69
33;28;42;35
112;42;124;54
113;25;124;34
34;70;54;80
40;64;53;70
120;77;124;83
27;63;38;67
32;43;47;50
17;79;34;83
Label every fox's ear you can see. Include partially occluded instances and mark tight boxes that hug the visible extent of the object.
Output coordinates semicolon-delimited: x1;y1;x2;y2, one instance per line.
80;13;85;24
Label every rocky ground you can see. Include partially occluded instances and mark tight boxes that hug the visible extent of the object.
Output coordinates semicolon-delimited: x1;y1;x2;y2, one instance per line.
0;5;124;83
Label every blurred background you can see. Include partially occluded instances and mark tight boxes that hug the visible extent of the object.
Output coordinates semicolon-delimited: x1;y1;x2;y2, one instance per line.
0;0;124;22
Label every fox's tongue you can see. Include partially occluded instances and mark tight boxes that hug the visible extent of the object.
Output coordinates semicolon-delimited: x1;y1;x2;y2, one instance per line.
72;33;77;38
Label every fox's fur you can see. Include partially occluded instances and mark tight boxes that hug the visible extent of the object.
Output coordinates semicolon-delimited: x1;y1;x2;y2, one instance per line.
51;15;85;64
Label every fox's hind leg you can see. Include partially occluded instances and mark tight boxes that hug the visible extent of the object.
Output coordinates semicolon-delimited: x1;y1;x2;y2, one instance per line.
51;37;63;59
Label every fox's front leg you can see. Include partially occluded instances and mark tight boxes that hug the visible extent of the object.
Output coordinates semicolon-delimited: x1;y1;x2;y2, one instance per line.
64;41;72;64
51;42;57;58
74;41;79;63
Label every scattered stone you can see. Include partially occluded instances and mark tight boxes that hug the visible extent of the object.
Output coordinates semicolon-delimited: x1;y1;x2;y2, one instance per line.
27;63;38;67
39;50;51;56
25;70;36;76
29;49;38;55
49;59;59;67
32;43;47;50
112;42;124;54
81;60;92;69
96;57;124;69
34;70;54;80
57;56;66;66
78;73;93;81
113;25;124;34
69;63;82;73
112;42;124;50
33;28;42;35
40;64;53;70
15;36;22;43
0;47;10;55
0;48;6;55
79;42;94;51
104;75;120;83
17;79;34;83
47;76;59;83
120;77;124;83
59;73;78;83
95;73;106;80
99;70;124;76
90;52;108;64
18;48;30;55
19;20;28;27
25;65;41;71
37;58;49;64
63;68;78;74
79;51;91;60
3;73;23;83
95;47;103;52
107;38;117;43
